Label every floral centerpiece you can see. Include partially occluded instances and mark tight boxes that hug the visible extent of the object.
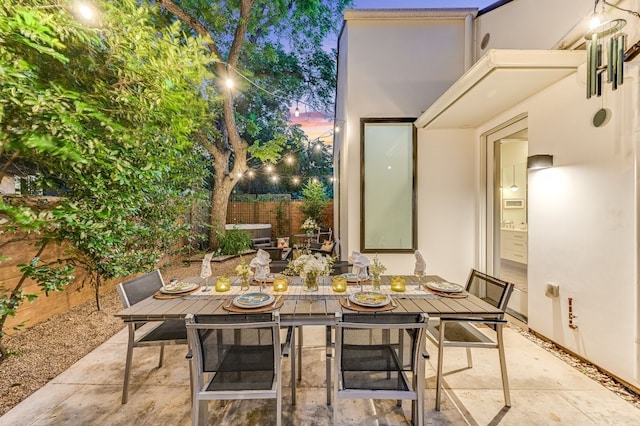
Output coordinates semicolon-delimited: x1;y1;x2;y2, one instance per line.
369;254;386;290
301;217;318;235
285;251;334;291
234;257;253;290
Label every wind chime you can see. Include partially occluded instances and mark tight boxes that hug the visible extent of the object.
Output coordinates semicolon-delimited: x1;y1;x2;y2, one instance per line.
585;17;626;99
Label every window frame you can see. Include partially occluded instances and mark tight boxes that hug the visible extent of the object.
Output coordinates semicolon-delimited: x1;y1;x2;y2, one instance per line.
360;118;417;253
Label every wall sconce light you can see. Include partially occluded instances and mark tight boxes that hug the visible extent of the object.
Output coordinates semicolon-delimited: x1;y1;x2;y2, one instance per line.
527;154;554;170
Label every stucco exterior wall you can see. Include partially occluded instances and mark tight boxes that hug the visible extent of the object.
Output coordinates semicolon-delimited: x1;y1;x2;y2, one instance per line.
337;12;474;274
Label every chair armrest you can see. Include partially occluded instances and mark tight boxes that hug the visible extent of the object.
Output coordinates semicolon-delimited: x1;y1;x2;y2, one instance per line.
281;326;294;358
440;317;507;325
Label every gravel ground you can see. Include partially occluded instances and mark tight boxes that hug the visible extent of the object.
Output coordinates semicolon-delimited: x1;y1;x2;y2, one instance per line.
0;256;242;416
1;256;638;416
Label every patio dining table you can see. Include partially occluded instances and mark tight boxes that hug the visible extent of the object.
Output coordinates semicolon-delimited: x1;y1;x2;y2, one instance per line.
115;274;504;326
115;274;505;405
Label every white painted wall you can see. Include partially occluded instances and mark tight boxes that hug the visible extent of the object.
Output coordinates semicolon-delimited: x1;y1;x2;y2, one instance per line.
472;66;639;388
336;12;475;275
475;0;592;56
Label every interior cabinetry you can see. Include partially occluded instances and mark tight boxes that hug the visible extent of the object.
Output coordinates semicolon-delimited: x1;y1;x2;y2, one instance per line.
501;229;527;264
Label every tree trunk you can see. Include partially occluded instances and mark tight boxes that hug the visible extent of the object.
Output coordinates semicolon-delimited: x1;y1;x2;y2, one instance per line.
95;274;102;312
209;175;238;249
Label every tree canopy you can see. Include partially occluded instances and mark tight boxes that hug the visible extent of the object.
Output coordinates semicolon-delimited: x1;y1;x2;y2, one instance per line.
0;0;213;358
158;0;350;245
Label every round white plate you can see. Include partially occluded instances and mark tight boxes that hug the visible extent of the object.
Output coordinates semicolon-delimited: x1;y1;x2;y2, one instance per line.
342;273;368;282
426;281;464;293
233;293;275;309
349;292;390;308
160;282;199;294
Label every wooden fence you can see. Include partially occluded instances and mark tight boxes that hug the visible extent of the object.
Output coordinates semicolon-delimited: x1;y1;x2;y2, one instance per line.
2;197;333;334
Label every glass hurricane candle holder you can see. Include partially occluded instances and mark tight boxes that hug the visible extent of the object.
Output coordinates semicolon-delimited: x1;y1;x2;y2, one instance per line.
332;276;347;293
215;275;231;292
390;276;406;292
273;275;289;292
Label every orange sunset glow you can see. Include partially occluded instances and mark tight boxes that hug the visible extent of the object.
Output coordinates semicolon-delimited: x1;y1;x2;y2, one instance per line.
289;108;334;145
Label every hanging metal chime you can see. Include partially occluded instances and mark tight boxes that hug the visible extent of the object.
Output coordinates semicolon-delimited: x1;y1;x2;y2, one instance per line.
585;18;626;99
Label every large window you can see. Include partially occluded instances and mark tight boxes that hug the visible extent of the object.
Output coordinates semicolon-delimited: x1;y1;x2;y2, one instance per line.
361;118;416;252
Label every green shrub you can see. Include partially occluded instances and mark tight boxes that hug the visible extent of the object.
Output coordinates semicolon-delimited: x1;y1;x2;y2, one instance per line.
216;229;252;255
300;181;328;225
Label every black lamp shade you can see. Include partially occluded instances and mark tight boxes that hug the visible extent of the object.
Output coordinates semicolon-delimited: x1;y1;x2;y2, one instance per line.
527;154;553;170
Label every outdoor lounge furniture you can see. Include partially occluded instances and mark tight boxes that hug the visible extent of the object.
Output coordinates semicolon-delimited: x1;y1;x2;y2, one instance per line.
115;270;188;404
185;312;286;426
426;269;515;410
333;312;429;426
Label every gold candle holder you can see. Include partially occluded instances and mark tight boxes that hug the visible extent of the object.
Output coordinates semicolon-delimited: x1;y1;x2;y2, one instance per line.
273;275;289;292
215;275;231;292
332;276;347;293
390;276;406;292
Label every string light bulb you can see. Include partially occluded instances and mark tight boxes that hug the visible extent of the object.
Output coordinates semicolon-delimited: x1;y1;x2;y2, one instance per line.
294;103;300;118
75;2;95;20
265;164;274;173
225;78;234;89
334;124;341;133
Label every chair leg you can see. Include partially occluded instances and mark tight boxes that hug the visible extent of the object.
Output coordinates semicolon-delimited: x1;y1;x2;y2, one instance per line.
122;328;135;404
465;347;473;368
158;344;165;368
325;325;332;406
297;326;303;381
435;323;446;411
193;399;207;426
497;324;511;407
290;326;297;405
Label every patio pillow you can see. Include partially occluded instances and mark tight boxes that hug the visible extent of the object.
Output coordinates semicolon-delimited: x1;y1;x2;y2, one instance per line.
277;237;290;248
320;240;334;253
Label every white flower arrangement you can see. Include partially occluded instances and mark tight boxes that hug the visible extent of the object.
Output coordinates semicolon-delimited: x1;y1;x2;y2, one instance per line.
301;217;318;233
369;254;386;277
285;252;334;278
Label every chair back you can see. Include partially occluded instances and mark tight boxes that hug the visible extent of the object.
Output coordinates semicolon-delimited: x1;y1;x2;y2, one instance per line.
116;270;165;308
186;313;281;391
263;246;284;261
316;227;333;243
336;313;428;387
465;269;514;311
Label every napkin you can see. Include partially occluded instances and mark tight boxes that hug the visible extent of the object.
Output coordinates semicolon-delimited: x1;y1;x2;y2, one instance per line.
349;251;371;280
250;249;271;280
414;250;426;276
200;252;214;278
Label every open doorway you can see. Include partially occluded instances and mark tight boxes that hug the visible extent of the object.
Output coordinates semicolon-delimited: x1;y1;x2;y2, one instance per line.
486;119;528;323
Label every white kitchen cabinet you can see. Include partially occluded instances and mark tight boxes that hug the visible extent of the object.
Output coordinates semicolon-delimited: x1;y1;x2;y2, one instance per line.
501;229;528;264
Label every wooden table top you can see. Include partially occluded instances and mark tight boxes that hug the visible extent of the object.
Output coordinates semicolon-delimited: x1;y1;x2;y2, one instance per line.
115;275;504;326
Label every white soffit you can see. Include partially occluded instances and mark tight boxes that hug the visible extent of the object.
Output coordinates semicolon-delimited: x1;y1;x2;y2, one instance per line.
414;49;585;129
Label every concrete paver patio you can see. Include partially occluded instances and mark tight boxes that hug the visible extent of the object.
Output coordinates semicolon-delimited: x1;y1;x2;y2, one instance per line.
1;324;638;425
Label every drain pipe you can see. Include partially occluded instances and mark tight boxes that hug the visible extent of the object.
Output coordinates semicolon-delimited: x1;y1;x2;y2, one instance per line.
464;13;474;71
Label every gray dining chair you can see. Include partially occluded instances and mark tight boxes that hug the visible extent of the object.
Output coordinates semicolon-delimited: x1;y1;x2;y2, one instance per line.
116;270;188;404
185;312;286;426
333;312;429;426
426;269;514;410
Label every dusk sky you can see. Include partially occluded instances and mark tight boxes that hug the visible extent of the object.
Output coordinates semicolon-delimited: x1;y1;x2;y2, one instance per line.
292;0;499;143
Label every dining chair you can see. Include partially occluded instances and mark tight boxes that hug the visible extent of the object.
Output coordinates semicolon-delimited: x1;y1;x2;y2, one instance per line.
185;312;285;426
333;312;429;426
316;227;333;243
426;269;515;410
116;270;188;404
290;261;352;406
